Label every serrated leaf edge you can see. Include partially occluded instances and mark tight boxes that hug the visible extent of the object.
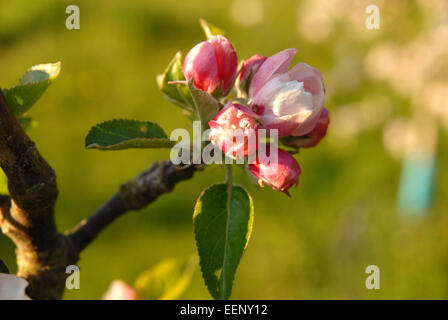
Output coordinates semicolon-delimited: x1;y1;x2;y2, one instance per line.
85;119;174;150
193;183;254;300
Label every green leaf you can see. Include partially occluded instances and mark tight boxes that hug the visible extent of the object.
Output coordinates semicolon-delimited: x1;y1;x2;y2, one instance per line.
157;51;194;112
3;62;61;117
0;258;9;274
199;18;225;39
194;183;254;300
188;78;220;130
85;119;176;150
134;256;196;300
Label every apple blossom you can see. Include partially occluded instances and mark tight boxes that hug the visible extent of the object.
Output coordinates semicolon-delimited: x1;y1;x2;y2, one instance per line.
249;48;325;138
209;102;260;159
248;147;301;193
183;35;238;97
0;273;30;300
283;108;330;148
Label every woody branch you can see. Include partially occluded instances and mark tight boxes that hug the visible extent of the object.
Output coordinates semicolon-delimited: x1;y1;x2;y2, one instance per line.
0;89;199;299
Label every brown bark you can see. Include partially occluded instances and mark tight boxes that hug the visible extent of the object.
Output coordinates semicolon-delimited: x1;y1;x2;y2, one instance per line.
0;89;77;299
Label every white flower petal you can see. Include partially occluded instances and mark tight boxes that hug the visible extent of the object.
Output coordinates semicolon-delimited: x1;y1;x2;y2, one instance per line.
0;273;30;300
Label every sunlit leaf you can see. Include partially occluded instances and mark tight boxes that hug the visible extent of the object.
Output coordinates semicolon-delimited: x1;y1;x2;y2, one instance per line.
199;18;225;39
134;256;196;300
157;51;194;112
3;62;61;117
194;183;254;300
85;119;175;150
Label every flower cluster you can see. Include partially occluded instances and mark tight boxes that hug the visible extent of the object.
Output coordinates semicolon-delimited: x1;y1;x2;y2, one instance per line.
183;35;329;194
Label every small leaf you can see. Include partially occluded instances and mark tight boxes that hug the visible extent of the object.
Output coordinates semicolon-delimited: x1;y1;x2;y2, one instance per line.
85;119;175;150
20;62;61;85
188;78;220;130
0;258;9;274
3;62;61;117
134;256;196;300
157;51;194;112
194;183;254;300
199;18;225;39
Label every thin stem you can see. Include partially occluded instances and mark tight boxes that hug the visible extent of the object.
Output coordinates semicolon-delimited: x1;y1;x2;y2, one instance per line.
225;164;233;185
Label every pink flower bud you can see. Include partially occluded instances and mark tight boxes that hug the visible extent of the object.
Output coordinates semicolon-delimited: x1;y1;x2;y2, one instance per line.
283;108;330;148
236;54;267;96
248;147;301;193
183;35;238;97
102;280;137;300
209;102;260;158
249;49;325;138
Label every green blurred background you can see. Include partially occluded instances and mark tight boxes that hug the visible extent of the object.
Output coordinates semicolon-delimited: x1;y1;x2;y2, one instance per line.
1;0;448;299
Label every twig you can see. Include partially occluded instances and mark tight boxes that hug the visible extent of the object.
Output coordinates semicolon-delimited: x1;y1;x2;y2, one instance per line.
0;88;200;299
69;161;200;252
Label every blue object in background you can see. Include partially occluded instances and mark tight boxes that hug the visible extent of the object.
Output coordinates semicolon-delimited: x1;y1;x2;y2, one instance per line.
398;151;436;216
